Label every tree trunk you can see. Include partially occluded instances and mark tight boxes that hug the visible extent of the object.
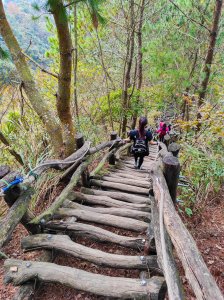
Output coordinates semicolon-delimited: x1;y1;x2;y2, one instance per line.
121;0;135;137
197;0;223;116
73;2;79;123
50;0;75;155
0;1;63;155
95;29;114;130
131;0;145;129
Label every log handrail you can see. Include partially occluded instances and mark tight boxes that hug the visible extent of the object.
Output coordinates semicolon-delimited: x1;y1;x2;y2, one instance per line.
0;133;125;244
151;142;223;300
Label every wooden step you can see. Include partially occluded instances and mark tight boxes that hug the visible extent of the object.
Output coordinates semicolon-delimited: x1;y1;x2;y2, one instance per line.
90;179;149;195
63;200;151;221
57;208;148;232
81;187;150;204
46;220;147;249
67;191;150;211
100;175;152;188
4;259;166;299
22;234;159;270
108;172;152;181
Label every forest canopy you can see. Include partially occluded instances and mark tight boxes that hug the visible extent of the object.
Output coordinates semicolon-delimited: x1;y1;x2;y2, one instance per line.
0;0;223;214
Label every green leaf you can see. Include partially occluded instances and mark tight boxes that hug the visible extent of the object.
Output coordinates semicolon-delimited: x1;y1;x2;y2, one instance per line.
185;207;193;217
31;3;41;12
0;47;9;60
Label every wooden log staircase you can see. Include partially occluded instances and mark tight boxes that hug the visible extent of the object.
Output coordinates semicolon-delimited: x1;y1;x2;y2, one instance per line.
1;136;223;300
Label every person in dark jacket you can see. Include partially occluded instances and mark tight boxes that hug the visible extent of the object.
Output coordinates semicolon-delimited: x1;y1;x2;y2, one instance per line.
124;117;157;169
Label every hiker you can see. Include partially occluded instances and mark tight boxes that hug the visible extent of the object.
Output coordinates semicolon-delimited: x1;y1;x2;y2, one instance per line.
124;117;157;169
156;121;169;142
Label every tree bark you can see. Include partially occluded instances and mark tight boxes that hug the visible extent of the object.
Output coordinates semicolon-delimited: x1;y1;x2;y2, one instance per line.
197;0;223;114
50;0;75;155
121;0;135;137
73;1;79;123
131;0;145;129
0;1;63;154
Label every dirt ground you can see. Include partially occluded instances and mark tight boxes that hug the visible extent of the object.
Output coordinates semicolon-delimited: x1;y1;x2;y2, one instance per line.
0;187;223;300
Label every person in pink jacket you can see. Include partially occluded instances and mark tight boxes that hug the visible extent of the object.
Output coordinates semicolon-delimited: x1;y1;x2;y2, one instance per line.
156;122;169;142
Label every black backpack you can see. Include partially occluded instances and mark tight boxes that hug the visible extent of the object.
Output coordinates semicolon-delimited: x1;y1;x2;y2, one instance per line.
131;131;148;155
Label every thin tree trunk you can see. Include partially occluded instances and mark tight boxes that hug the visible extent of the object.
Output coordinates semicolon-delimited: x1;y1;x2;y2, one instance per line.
0;1;63;154
50;0;75;156
121;0;135;137
95;29;114;131
197;0;223;110
73;2;79;124
131;0;145;130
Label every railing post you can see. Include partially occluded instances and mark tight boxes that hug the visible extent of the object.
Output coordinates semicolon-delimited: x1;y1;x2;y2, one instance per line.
168;142;181;157
164;134;170;147
76;133;84;150
162;155;180;203
109;132;117;165
75;133;89;187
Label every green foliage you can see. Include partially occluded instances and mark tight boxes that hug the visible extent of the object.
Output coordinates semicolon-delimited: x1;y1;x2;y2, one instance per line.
0;47;9;60
178;138;224;213
0;106;51;172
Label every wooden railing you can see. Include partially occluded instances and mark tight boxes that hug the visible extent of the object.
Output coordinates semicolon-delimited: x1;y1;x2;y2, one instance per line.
0;132;127;252
151;142;223;300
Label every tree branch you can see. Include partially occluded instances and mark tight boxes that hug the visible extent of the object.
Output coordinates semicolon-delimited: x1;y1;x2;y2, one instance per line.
168;0;211;32
21;51;59;79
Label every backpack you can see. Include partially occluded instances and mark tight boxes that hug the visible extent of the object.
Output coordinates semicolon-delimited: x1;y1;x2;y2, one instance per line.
131;130;148;155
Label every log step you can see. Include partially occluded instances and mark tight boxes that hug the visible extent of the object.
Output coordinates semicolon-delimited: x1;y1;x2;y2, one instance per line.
63;200;151;221
4;259;166;299
46;220;147;249
67;191;150;212
57;208;148;232
90;179;149;195
22;234;159;270
108;171;152;181
109;168;150;179
81;187;150;204
100;175;152;189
